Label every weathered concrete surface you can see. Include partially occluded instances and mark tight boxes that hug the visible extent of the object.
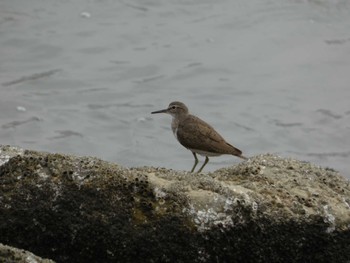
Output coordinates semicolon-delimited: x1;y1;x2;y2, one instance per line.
0;243;55;263
0;145;349;262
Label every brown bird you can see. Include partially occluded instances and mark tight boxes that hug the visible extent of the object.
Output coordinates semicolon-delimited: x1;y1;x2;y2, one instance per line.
151;101;248;173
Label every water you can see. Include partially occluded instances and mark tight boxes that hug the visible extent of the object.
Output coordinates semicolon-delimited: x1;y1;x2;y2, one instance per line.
0;0;349;178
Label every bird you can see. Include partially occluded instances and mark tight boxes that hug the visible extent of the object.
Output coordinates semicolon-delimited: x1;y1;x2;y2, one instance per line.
151;101;248;173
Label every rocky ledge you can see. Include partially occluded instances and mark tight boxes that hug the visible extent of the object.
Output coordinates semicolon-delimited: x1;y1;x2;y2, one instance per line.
0;145;349;262
0;243;55;263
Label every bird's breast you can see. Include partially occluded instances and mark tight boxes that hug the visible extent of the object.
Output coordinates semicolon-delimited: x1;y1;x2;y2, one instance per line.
173;127;178;141
171;117;179;141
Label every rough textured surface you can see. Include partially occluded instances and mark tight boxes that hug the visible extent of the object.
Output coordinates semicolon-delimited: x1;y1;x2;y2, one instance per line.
0;145;349;262
0;243;55;263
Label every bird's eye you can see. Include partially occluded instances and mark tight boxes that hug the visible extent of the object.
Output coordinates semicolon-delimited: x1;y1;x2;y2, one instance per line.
171;106;176;109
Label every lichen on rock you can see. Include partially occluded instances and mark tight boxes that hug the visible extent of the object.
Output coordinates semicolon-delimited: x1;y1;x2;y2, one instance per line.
0;243;55;263
0;145;349;262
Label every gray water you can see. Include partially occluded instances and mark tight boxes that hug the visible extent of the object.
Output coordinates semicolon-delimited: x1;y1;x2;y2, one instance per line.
1;0;349;178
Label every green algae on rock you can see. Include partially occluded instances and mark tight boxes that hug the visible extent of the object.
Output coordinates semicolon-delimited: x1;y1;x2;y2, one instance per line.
0;145;349;262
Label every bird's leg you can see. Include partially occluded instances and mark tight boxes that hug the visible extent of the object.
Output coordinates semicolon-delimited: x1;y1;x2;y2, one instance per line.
190;152;199;173
197;156;209;173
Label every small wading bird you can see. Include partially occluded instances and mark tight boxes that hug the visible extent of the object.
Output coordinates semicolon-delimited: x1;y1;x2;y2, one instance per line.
151;101;248;173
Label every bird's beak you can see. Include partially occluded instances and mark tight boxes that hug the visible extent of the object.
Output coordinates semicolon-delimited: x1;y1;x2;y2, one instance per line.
151;108;168;114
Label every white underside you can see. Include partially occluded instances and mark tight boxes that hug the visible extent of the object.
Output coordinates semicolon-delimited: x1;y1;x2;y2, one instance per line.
189;149;222;157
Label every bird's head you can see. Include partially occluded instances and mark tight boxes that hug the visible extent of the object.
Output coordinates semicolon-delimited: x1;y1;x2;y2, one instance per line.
151;101;189;118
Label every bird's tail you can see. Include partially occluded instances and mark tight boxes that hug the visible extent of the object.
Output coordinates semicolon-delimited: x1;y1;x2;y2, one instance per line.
226;142;248;160
239;154;249;160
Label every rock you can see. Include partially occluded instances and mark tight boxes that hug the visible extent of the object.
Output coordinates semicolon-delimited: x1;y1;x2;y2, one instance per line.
0;145;349;262
0;243;55;263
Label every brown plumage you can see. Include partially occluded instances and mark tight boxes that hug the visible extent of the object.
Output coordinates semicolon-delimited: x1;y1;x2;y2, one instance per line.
152;101;248;173
176;114;244;157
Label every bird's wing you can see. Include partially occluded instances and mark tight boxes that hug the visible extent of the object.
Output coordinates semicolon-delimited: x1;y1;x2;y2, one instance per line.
176;115;242;155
